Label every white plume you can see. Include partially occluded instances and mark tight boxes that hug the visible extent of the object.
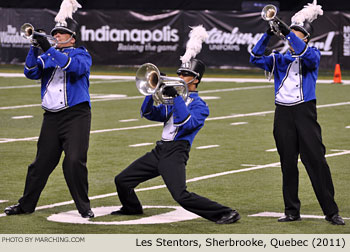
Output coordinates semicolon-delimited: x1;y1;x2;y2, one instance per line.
55;0;82;25
180;25;208;64
291;0;323;24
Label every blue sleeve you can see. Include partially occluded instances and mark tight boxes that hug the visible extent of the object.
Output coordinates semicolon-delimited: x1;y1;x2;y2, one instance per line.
249;33;274;72
140;95;167;122
173;96;209;131
43;47;92;77
285;32;320;69
65;48;92;76
24;46;43;80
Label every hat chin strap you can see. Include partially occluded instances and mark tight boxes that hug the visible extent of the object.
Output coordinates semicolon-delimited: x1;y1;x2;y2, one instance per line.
56;34;74;46
185;76;197;86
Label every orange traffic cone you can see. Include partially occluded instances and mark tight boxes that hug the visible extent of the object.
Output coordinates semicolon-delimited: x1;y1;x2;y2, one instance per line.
333;64;342;84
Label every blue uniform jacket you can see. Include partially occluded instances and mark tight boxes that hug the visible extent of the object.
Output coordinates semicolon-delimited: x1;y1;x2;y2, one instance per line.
140;92;209;146
250;32;320;106
24;46;92;111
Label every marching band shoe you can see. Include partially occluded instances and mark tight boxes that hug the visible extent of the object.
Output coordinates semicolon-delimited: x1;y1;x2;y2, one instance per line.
4;203;30;215
81;209;95;218
278;214;301;222
325;214;345;225
216;210;241;224
110;208;143;215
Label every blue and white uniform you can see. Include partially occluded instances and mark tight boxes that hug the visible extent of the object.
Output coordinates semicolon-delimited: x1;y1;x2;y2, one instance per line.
114;90;235;222
141;92;209;145
250;31;339;218
18;45;93;215
24;45;91;111
250;32;320;106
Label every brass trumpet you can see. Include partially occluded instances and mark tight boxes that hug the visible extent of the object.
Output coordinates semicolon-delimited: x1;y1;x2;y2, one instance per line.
261;5;288;40
136;63;188;105
20;23;58;47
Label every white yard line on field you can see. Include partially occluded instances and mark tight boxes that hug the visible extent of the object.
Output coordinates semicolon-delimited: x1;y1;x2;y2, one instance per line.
1;74;350;91
266;148;277;152
0;85;272;110
0;80;126;90
249;211;350;220
1;72;350;84
119;119;139;122
1;101;350;144
11;115;33;119
230;122;248;126
129;143;154;147
0;84;39;89
0;104;41;110
1;149;349;218
195;145;220;149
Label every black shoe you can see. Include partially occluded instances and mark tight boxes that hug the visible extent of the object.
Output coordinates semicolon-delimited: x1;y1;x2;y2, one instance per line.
4;203;31;215
81;209;94;218
216;210;241;224
110;208;143;215
325;214;345;225
278;214;301;222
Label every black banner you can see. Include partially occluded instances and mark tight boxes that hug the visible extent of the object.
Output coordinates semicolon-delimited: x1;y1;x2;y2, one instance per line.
1;8;350;70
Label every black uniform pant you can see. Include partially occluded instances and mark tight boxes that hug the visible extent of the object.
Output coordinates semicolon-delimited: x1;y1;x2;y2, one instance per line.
273;100;339;216
19;102;91;214
115;140;233;222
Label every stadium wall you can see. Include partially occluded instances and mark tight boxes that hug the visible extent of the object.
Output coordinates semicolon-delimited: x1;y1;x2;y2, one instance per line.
1;8;350;70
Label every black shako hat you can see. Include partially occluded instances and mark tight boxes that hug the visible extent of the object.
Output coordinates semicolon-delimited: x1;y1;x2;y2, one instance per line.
51;18;78;38
177;58;206;84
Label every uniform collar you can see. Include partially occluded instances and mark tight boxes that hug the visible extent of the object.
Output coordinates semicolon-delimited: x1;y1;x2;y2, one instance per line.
189;91;198;97
57;46;75;52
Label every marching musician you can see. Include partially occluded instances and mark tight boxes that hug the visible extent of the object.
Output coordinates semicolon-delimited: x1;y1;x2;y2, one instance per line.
250;1;344;225
112;57;240;224
4;0;94;218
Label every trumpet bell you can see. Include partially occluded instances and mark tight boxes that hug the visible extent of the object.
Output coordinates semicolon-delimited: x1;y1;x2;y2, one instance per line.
261;4;277;21
136;63;160;96
136;63;188;105
20;23;34;39
20;22;58;47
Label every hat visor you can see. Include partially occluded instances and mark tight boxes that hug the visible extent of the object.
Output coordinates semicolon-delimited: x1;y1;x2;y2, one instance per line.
176;68;199;77
290;25;310;37
51;27;75;36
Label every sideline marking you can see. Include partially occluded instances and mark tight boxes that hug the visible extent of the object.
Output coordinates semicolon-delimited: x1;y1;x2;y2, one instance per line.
129;143;153;147
0;200;9;203
196;145;220;149
230;122;248;126
47;205;200;225
249;211;350;220
1;150;349;218
11;115;33;119
266;148;277;152
346;126;350;129
1;101;350;144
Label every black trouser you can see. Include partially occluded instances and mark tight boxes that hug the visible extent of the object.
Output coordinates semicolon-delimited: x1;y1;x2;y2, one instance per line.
19;102;91;214
115;140;233;222
273;100;339;216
